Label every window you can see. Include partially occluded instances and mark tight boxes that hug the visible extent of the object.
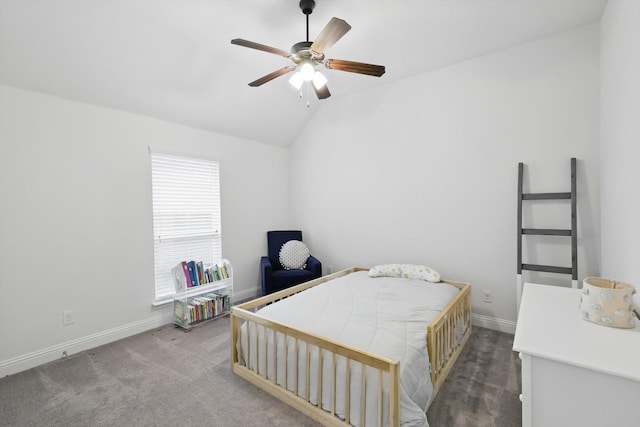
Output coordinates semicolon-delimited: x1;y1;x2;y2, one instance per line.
150;152;221;301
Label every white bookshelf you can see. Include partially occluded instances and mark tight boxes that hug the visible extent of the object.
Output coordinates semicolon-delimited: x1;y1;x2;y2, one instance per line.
172;260;233;330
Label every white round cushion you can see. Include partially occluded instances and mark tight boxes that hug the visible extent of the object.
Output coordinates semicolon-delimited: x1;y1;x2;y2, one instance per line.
279;240;310;270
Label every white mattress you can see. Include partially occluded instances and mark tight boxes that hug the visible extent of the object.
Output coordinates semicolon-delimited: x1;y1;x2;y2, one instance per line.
240;270;460;427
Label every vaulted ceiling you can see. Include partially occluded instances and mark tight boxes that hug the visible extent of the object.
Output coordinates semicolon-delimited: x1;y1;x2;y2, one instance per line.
0;0;608;147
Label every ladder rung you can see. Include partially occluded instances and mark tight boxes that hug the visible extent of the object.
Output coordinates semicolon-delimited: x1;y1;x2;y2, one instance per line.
522;264;573;275
522;228;572;236
522;192;571;200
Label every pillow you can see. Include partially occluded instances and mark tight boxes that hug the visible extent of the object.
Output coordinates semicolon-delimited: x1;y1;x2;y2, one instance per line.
368;264;402;278
279;240;310;270
400;264;440;282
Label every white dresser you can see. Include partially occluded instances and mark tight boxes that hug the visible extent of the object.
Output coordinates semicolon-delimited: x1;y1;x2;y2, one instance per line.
513;283;640;427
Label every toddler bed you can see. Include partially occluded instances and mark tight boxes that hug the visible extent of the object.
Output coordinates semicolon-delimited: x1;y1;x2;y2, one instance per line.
230;267;471;427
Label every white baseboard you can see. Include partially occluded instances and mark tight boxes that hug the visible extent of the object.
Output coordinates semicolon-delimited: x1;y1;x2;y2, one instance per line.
472;313;517;334
0;287;264;378
233;286;261;303
0;310;174;378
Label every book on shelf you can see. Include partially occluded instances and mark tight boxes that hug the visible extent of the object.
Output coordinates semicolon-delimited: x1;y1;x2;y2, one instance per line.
171;261;190;291
186;261;198;287
219;262;228;279
196;261;205;285
173;300;190;326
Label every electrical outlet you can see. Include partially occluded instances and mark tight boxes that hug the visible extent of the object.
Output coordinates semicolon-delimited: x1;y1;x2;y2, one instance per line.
482;290;492;303
63;309;75;326
327;266;333;274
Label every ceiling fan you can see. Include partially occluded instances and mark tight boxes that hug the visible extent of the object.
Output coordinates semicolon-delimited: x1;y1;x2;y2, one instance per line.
231;0;385;101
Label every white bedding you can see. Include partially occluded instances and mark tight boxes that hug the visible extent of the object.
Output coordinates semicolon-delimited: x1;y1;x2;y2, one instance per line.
240;270;460;427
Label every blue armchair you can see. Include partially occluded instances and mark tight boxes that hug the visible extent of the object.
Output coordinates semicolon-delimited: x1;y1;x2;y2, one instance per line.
260;230;322;295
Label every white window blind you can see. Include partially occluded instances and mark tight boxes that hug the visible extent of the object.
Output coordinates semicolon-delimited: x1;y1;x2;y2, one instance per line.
150;152;221;301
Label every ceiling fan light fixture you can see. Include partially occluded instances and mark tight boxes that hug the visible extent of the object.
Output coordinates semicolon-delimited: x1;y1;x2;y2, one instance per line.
300;62;315;81
312;71;327;89
288;71;304;90
231;0;385;102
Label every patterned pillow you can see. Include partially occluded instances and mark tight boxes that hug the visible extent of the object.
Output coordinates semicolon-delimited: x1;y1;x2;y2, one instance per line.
400;264;440;282
279;240;310;270
368;264;402;278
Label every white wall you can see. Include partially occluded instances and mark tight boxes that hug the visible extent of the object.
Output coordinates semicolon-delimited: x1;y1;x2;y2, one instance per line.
600;1;640;300
0;85;290;375
290;24;601;330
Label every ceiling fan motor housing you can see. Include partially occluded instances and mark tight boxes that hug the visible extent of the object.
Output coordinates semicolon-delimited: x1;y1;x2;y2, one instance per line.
291;41;324;64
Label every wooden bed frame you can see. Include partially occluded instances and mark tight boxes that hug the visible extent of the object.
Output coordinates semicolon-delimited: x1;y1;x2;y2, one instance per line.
230;267;472;427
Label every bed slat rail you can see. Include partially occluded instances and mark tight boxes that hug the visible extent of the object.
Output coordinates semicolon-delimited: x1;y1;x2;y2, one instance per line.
232;305;399;426
230;268;470;427
427;279;472;393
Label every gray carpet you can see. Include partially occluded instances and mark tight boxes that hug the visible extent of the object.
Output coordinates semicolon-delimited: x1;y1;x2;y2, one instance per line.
426;327;522;426
0;319;520;427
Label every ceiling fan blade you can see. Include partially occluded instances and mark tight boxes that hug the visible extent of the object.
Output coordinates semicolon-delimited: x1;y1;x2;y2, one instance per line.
231;39;291;58
314;84;331;100
310;17;351;55
248;66;296;87
325;59;386;77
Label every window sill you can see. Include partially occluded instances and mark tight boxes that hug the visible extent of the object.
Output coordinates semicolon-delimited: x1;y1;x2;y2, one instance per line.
152;298;173;307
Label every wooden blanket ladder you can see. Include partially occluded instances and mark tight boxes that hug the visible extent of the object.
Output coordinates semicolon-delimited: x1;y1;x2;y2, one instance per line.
517;158;577;312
